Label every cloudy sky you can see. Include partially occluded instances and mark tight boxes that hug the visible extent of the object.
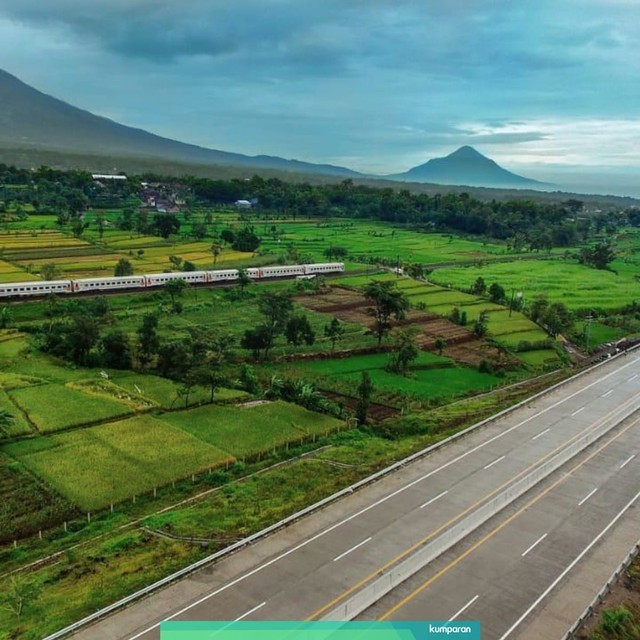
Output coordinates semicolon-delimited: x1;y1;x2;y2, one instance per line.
0;0;639;194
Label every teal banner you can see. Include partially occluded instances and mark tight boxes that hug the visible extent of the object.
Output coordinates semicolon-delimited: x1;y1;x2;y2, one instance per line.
161;621;481;640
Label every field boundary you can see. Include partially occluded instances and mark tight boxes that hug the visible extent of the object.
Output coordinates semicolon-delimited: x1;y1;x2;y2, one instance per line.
42;346;639;640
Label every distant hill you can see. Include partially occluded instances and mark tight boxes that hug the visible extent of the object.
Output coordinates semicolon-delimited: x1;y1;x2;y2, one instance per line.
389;146;547;188
0;68;361;178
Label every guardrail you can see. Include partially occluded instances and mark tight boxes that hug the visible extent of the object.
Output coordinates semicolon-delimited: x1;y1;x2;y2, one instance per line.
321;392;640;619
43;347;639;639
564;541;640;639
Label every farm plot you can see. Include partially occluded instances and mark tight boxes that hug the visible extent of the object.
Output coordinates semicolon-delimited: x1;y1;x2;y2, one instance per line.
276;353;502;404
163;401;343;458
2;415;233;510
431;259;640;311
0;452;78;544
259;220;514;265
8;384;134;433
111;372;249;409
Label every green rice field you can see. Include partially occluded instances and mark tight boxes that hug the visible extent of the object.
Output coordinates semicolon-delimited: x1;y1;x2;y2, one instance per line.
2;415;234;510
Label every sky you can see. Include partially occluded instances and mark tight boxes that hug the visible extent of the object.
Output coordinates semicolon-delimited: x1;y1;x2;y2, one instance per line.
0;0;639;196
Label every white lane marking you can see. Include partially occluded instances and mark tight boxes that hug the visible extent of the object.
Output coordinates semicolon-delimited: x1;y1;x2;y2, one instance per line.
484;455;506;470
571;407;585;417
578;488;598;506
628;374;638;382
333;537;372;562
420;490;449;509
448;594;479;622
499;487;640;639
127;357;640;639
521;533;548;558
620;454;636;469
235;601;266;621
532;428;551;440
602;389;614;398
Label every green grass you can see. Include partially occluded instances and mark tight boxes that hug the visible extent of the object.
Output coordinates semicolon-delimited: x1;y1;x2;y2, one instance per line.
2;415;234;511
162;401;344;458
8;384;134;433
517;349;561;367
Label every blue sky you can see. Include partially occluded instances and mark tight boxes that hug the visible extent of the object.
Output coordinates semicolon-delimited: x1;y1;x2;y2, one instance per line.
0;0;639;195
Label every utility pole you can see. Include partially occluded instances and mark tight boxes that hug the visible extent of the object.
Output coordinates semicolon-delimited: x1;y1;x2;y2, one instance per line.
585;314;593;352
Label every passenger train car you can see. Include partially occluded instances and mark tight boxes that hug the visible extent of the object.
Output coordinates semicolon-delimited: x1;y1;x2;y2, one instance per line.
0;263;344;298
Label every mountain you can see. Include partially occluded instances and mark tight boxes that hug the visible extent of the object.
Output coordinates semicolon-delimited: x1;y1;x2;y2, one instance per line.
0;68;360;177
389;146;546;188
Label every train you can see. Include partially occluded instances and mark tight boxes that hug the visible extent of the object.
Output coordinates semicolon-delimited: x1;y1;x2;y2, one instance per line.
0;262;345;299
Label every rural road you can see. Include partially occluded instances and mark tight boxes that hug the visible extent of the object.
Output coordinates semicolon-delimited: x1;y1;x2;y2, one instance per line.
69;352;640;640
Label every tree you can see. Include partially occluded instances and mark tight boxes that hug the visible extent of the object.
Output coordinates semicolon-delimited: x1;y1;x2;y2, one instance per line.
579;241;616;270
153;213;180;238
364;280;410;346
0;305;13;329
542;302;573;337
192;362;225;403
324;317;345;352
387;328;419;375
356;371;374;425
67;315;100;365
157;339;192;378
191;222;207;239
323;246;348;260
257;291;294;357
471;276;486;295
169;255;183;271
101;331;132;369
164;278;187;307
473;310;489;337
0;576;40;620
211;243;221;265
434;336;446;356
241;326;271;359
232;225;261;252
114;258;134;277
40;263;57;280
529;295;549;323
220;228;235;244
237;268;252;292
285;314;316;347
137;313;160;367
488;282;506;304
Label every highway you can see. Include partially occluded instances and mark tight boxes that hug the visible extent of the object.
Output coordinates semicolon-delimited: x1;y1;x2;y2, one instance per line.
68;352;640;640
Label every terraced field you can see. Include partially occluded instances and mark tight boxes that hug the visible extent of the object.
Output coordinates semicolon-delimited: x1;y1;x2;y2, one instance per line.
431;258;640;311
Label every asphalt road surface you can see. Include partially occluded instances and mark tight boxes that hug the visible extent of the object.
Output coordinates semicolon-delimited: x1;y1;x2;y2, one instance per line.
69;352;640;640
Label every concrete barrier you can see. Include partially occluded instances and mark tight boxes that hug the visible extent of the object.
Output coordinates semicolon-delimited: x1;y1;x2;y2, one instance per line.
322;392;640;620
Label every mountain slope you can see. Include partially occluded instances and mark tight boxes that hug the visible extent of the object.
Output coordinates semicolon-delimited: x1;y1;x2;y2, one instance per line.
0;68;360;177
389;146;545;188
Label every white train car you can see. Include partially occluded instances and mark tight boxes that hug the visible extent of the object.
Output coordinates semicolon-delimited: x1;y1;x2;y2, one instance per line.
261;265;306;278
208;269;239;282
0;280;73;298
144;271;208;287
72;275;145;293
245;267;262;279
303;262;344;275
